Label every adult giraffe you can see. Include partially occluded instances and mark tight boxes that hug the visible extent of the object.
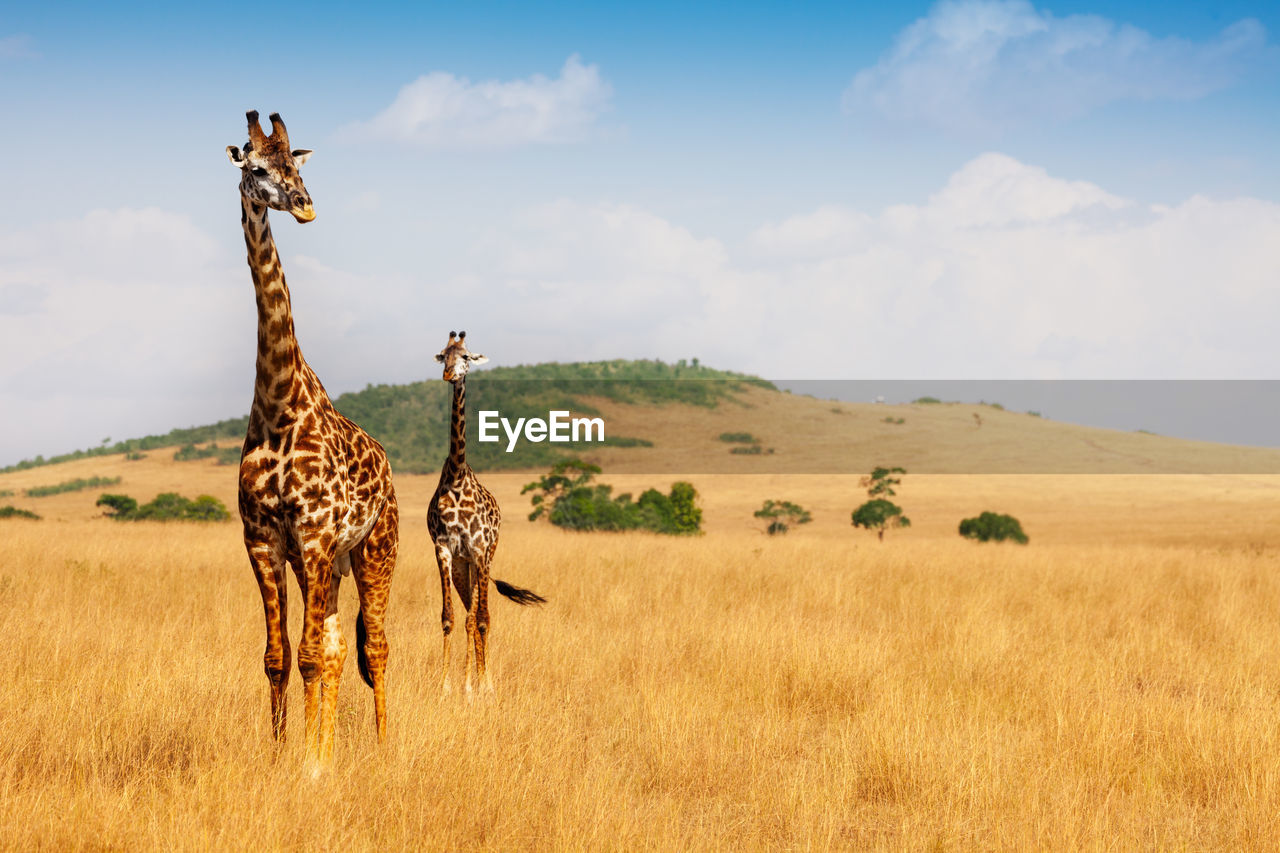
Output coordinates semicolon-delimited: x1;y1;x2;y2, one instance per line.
227;111;398;766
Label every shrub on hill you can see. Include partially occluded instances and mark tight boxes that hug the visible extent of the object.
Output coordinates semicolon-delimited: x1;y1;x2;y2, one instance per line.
2;416;250;473
97;492;232;522
174;443;240;465
522;459;701;534
25;476;121;497
959;512;1029;544
719;432;758;444
0;506;40;520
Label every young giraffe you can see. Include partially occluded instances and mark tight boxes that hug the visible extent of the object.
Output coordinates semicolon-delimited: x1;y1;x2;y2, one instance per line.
227;111;398;765
428;331;545;695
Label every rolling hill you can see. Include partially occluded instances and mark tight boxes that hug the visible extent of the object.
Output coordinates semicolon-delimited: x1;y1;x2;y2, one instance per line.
7;359;1280;478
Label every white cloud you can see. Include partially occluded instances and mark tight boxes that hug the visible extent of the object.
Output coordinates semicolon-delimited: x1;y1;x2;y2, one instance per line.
458;154;1280;380
912;151;1130;228
0;209;407;464
0;209;246;460
844;1;1270;133
7;156;1280;465
342;55;612;148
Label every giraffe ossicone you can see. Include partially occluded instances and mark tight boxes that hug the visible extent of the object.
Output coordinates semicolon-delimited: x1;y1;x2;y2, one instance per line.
230;110;399;766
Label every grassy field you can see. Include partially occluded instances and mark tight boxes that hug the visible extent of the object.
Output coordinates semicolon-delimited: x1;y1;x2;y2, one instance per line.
5;451;1280;848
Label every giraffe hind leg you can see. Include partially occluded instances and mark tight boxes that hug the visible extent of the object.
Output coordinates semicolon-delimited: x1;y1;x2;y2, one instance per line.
353;493;397;744
318;564;347;765
453;556;478;695
474;556;493;695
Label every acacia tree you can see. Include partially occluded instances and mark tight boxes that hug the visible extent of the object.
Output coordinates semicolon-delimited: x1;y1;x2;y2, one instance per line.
851;499;911;541
851;466;910;542
754;499;812;535
861;466;905;498
521;458;602;521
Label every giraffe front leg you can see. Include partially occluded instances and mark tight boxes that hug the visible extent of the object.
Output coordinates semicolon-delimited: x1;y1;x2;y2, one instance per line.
296;556;332;769
247;544;290;742
458;557;478;698
434;543;455;695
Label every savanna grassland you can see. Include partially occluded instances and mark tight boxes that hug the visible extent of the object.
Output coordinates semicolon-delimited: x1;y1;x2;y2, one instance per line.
6;439;1280;849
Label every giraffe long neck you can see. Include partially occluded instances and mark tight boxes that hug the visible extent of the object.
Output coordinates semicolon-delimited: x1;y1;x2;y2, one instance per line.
242;199;303;422
447;379;467;473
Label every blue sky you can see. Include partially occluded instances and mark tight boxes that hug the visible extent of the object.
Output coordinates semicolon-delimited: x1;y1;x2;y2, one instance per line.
2;1;1279;464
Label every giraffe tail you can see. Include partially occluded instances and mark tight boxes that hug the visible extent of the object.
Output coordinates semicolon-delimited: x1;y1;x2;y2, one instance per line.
494;579;547;606
356;610;374;689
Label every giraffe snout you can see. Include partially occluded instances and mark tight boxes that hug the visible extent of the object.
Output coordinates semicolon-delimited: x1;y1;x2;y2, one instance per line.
291;195;316;223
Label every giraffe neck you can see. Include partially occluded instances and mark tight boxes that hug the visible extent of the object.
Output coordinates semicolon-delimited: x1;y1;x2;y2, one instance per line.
447;379;467;474
242;199;304;422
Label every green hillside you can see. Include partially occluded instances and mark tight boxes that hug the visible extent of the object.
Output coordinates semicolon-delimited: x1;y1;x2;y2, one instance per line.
5;360;773;475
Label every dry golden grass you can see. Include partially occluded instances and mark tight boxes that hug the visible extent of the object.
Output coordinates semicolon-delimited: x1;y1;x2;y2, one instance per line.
5;451;1280;848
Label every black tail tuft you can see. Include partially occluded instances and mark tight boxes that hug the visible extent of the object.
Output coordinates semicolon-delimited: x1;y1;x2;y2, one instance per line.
356;610;373;689
494;579;547;606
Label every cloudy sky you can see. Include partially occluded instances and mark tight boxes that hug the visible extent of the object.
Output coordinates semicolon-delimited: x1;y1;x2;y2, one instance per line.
2;1;1278;465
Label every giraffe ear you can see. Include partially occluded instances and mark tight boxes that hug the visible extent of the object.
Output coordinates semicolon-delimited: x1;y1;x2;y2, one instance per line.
434;353;446;363
468;354;489;365
227;146;247;168
292;149;313;166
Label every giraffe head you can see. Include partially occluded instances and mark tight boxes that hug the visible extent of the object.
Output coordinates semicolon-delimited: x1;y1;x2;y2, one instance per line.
226;110;316;223
435;331;489;384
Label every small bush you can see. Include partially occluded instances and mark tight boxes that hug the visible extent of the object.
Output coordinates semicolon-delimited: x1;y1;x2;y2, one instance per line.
730;445;763;455
0;489;12;498
174;443;240;465
125;451;147;461
719;432;759;444
0;506;40;520
26;476;121;498
959;511;1029;544
912;396;943;404
882;417;905;425
604;435;654;448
